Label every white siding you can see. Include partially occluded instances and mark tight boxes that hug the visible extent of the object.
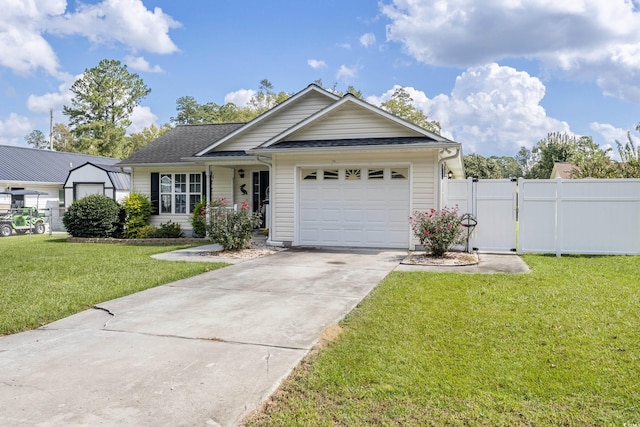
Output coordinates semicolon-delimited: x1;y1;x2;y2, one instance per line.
0;183;64;231
270;150;438;247
211;166;233;202
218;92;334;152
284;103;422;141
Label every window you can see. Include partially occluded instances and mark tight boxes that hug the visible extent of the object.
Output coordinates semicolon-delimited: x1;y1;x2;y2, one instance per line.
302;169;318;180
160;173;202;214
367;168;385;180
391;168;408;180
323;169;339;180
345;169;361;180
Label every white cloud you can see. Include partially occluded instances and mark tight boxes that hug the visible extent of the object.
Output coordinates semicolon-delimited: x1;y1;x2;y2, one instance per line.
47;0;181;55
336;64;359;81
307;59;327;70
224;89;255;107
359;32;376;47
26;75;76;114
0;113;34;146
127;106;157;134
590;122;629;145
0;0;180;78
125;55;163;73
382;0;640;102
336;42;351;50
367;64;570;156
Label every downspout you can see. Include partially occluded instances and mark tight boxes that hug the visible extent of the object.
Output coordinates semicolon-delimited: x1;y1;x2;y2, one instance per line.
255;155;273;243
437;148;460;210
205;165;211;238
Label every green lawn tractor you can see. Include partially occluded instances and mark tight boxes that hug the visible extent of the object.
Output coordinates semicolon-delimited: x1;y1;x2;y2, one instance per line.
0;190;48;237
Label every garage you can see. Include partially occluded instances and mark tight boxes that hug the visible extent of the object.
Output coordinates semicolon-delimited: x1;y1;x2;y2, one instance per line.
298;166;410;248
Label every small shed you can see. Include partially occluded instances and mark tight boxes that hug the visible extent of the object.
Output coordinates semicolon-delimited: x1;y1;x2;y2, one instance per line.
63;162;130;207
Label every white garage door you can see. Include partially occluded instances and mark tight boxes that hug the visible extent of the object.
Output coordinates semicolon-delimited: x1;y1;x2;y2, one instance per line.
298;167;410;248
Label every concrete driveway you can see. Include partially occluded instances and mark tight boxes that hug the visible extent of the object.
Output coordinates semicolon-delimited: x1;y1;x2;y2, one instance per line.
0;248;406;427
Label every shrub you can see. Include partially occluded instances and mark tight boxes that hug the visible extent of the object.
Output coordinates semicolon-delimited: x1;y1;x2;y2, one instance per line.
206;198;261;251
190;199;207;238
152;221;184;238
131;225;157;239
63;195;121;238
409;207;465;257
122;193;154;239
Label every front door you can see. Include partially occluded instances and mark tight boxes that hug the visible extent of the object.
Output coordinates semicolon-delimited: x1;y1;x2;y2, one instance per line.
252;171;269;228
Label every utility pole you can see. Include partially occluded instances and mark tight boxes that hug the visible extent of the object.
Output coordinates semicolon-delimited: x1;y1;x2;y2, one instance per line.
49;109;53;150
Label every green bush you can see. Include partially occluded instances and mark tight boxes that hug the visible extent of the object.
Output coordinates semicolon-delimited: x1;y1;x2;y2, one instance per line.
63;195;121;238
206;198;261;251
131;225;157;239
122;192;154;238
190;199;207;238
152;221;184;238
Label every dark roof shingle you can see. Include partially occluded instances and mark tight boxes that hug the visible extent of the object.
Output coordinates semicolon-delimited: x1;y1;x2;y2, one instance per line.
260;136;442;150
118;123;245;165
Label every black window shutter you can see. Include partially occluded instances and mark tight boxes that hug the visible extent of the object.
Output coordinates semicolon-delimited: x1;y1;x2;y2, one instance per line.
202;172;207;199
150;172;159;215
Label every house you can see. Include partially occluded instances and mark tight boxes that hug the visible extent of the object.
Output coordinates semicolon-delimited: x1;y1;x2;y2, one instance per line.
118;84;464;249
550;162;575;179
0;145;127;230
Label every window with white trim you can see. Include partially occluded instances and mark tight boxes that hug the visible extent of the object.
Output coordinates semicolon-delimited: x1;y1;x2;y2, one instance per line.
160;173;202;214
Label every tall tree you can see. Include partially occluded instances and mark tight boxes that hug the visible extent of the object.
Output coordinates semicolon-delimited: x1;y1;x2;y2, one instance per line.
616;132;640;178
528;132;585;178
51;123;74;152
380;87;441;134
24;130;49;150
246;79;289;116
63;59;151;158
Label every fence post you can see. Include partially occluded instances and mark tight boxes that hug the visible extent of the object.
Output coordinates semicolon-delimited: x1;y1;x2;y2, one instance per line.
517;177;524;255
555;177;562;257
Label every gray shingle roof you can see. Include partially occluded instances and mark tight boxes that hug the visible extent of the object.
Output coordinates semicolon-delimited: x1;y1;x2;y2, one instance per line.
259;136;443;150
118;123;245;165
0;145;121;184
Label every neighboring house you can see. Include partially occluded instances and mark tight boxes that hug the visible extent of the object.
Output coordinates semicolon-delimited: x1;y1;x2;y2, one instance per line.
551;162;575;179
119;84;464;249
0;145;126;230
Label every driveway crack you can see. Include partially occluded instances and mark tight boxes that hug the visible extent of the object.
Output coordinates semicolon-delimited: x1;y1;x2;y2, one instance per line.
92;305;115;328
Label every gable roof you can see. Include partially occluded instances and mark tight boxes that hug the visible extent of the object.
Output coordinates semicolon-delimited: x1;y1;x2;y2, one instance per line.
551;162;575;179
257;93;455;149
0;145;121;184
64;162;131;191
194;84;341;156
118;123;245;166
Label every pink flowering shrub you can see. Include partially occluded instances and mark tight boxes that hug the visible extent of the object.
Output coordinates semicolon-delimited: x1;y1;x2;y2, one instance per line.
205;198;261;251
409;206;464;257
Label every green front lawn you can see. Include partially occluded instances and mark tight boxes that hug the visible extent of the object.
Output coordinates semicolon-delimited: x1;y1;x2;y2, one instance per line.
247;255;640;426
0;235;226;335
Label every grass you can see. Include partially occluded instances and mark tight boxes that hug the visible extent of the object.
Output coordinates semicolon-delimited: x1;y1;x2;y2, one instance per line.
0;234;226;335
246;255;640;426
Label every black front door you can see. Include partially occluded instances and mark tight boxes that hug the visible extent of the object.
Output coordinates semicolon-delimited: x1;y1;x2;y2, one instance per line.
252;171;269;228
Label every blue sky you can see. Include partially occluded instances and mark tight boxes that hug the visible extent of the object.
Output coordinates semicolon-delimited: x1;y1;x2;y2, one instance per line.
2;0;640;158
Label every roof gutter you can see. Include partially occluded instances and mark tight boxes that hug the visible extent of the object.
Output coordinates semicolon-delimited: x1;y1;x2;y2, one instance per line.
248;142;461;155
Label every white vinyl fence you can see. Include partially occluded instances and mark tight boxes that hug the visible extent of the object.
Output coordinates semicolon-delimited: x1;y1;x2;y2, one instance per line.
445;177;640;256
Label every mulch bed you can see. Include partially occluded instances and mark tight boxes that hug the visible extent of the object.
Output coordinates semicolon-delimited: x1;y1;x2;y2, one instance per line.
401;251;479;266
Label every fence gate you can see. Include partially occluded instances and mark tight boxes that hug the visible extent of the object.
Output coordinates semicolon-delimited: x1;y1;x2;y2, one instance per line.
445;178;517;252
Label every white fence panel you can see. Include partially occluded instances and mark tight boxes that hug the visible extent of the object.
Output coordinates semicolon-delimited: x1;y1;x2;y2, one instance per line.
519;178;640;255
444;178;517;252
474;179;518;252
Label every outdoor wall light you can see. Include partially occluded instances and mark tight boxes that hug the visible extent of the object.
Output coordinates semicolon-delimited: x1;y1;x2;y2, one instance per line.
448;170;454;179
238;169;245;178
